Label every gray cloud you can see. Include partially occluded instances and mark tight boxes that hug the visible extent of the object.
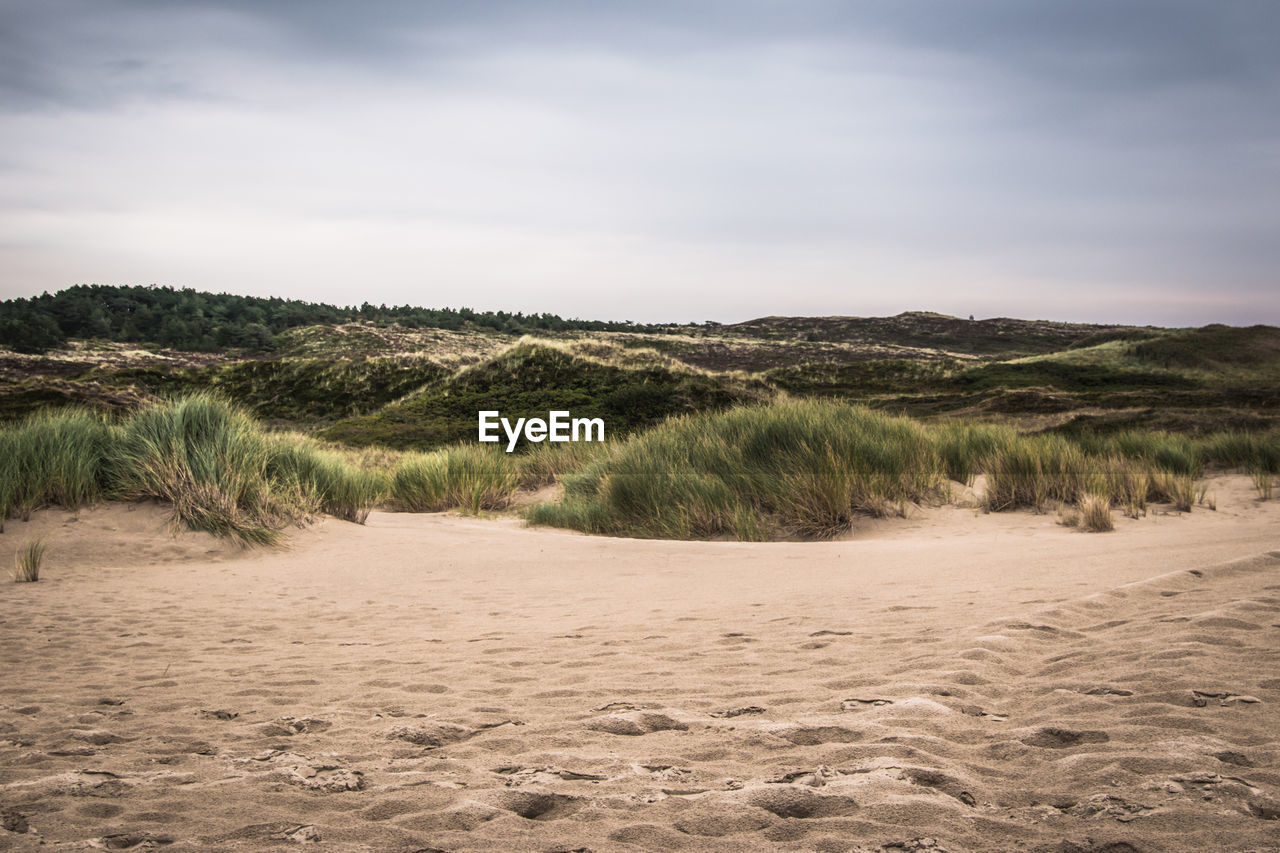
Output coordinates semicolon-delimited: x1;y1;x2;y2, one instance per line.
1;0;1277;324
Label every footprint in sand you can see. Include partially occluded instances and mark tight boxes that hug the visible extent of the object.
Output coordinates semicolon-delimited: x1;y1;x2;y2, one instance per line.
280;763;363;792
197;708;238;720
492;764;605;785
218;822;321;843
588;712;688;736
1190;690;1262;706
385;721;475;747
99;832;176;849
1021;727;1110;748
487;790;583;821
774;724;862;745
710;706;765;718
1214;750;1254;767
901;767;978;806
738;785;860;819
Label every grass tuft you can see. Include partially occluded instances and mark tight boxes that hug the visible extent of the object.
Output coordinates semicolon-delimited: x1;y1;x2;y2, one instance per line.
0;395;384;546
1150;470;1195;512
530;401;948;540
1253;469;1274;501
266;440;387;524
12;538;46;582
390;445;519;513
1077;493;1114;532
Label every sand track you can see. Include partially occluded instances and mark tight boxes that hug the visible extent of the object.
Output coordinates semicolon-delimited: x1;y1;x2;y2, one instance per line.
1;480;1278;851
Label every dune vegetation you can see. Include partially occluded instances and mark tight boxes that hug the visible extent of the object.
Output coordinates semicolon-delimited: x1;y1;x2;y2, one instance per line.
0;396;386;544
10;537;46;581
2;394;1279;545
4;287;1280;545
527;401;1280;540
319;340;772;450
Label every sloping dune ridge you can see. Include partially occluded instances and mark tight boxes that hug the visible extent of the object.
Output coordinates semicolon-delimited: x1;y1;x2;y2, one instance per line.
1;477;1278;852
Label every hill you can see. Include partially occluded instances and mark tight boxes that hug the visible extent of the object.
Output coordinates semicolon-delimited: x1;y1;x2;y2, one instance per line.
725;311;1162;355
2;286;1277;441
320;341;773;450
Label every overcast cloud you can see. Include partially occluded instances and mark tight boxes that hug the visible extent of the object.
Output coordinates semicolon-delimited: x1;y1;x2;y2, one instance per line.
1;0;1277;324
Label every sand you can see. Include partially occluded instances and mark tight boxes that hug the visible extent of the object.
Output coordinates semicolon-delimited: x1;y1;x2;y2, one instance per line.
1;476;1278;852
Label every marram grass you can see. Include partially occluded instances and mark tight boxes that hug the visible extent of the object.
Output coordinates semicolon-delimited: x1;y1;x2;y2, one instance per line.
3;395;1279;545
12;538;46;582
391;444;519;514
526;400;1280;540
0;396;385;546
1077;493;1115;532
529;401;950;540
0;410;113;529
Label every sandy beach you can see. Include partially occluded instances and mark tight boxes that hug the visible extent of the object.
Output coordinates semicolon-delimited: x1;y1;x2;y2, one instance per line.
2;476;1278;852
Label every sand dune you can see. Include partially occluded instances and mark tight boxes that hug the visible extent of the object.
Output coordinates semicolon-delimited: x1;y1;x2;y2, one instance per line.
1;477;1278;851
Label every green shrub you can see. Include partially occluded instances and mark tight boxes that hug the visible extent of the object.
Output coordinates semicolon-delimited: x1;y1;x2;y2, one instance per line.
1103;457;1150;518
516;439;609;489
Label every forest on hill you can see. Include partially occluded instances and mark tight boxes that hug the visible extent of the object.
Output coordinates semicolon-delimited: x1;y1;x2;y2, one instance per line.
0;284;665;353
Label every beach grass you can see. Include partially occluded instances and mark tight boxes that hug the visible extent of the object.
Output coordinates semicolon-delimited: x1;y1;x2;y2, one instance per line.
1060;492;1114;532
527;401;1280;539
11;537;46;582
390;444;519;513
3;395;1279;545
0;410;113;527
1253;469;1274;501
0;395;385;545
529;401;950;539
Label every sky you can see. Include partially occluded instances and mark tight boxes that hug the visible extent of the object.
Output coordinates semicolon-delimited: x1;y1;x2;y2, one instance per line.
1;0;1278;326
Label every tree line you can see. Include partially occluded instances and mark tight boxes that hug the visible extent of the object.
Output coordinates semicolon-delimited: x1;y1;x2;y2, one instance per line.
0;284;667;353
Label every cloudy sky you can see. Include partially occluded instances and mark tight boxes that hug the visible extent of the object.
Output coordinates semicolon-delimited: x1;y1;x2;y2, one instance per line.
2;1;1277;325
